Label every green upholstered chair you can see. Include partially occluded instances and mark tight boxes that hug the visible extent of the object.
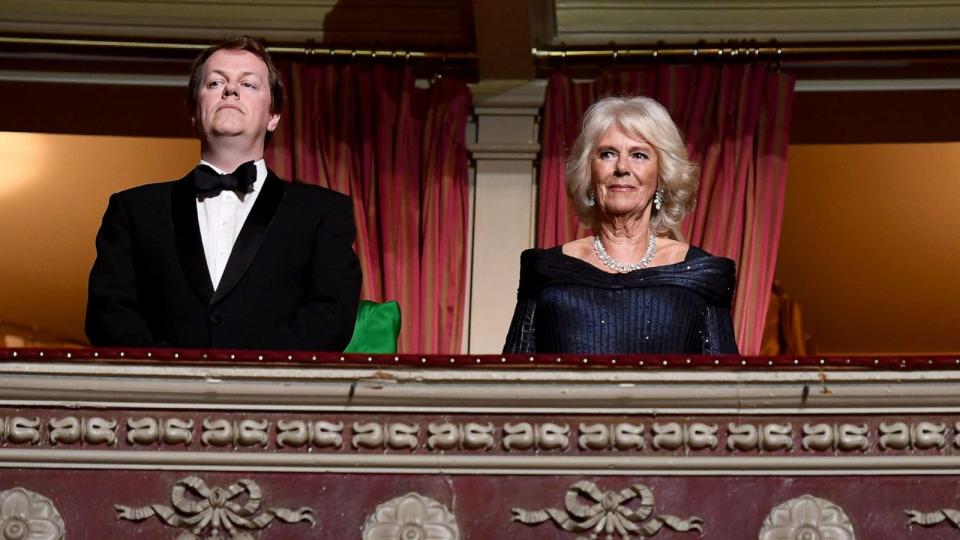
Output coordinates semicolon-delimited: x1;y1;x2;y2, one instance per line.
343;300;401;354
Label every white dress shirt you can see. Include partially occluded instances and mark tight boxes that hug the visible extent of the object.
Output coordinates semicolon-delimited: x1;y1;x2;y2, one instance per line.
195;159;267;289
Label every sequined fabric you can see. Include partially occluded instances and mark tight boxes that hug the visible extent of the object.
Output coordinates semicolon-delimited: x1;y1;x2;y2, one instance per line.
503;246;739;354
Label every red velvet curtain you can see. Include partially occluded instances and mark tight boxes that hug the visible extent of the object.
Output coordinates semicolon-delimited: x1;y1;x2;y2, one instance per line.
538;66;795;354
265;63;471;354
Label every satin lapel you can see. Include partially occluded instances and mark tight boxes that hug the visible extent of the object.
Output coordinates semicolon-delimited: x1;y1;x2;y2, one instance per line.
172;175;215;303
210;173;286;305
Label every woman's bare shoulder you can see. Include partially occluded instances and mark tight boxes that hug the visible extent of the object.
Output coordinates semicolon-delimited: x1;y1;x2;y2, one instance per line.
654;237;690;266
561;237;594;258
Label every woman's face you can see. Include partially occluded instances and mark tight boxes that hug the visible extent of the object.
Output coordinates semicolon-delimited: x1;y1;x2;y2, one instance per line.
590;124;659;221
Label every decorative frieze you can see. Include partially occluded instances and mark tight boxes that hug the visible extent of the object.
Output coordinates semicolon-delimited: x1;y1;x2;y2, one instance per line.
503;422;569;450
578;422;644;450
0;417;40;444
512;480;702;538
802;423;869;452
363;493;460;540
48;416;116;445
727;423;793;452
276;420;344;448
879;421;947;450
352;422;420;450
0;487;64;540
12;413;960;458
201;419;269;447
427;422;495;450
115;476;315;538
651;422;718;451
126;417;194;445
759;495;855;540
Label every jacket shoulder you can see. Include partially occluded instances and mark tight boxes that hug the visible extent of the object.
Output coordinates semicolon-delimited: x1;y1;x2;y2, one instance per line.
110;179;179;202
284;178;351;204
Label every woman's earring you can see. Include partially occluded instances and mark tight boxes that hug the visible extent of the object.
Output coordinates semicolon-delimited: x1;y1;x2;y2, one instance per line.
587;191;595;207
653;188;664;211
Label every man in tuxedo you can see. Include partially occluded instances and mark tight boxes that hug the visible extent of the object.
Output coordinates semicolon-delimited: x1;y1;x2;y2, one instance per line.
85;36;362;350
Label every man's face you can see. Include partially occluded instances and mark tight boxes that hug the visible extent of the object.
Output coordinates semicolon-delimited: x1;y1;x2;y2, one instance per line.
194;49;280;144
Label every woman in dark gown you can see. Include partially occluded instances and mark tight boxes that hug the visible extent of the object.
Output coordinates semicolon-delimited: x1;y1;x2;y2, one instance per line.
503;96;738;355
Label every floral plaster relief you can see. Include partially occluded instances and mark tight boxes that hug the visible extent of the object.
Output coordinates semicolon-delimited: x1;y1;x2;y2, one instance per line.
0;487;64;540
760;494;855;540
363;492;459;540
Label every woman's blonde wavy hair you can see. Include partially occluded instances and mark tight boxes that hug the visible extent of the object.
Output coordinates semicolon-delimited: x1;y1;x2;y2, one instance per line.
565;96;699;239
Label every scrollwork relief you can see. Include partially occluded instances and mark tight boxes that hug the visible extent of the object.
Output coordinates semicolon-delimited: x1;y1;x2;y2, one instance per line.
727;423;793;452
0;487;65;540
651;422;717;451
127;417;194;445
427;422;494;450
352;422;420;450
802;423;869;452
201;419;269;447
759;495;855;540
0;417;41;445
276;420;344;448
503;422;569;450
363;492;460;540
879;421;947;450
512;480;702;538
49;416;116;445
578;423;644;451
907;505;960;530
115;476;314;539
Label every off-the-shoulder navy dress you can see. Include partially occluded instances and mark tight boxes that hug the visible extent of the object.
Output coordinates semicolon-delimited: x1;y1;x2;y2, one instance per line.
503;245;739;354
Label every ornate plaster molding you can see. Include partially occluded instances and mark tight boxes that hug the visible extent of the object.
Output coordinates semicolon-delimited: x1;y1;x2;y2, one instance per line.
579;422;644;451
902;489;960;531
759;495;855;540
427;422;494;450
12;414;960;460
503;422;569;450
512;480;702;538
0;487;64;540
727;423;793;452
48;416;116;445
201;419;269;447
352;422;420;450
363;493;460;540
0;417;40;444
276;420;343;448
115;476;314;539
7;362;960;413
802;423;869;452
879;421;947;450
651;422;717;451
10;448;960;475
906;505;960;530
127;417;194;445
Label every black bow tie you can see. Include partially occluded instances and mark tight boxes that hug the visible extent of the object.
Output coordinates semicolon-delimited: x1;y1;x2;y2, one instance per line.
194;161;257;199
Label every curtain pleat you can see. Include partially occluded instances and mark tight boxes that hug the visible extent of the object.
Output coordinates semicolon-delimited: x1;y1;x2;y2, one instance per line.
265;63;471;353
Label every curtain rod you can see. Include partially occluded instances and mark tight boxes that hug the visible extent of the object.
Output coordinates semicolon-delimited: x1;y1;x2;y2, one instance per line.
0;36;477;61
533;42;960;60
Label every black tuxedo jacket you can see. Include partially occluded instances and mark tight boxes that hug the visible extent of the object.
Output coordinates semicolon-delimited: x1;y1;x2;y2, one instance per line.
85;170;362;350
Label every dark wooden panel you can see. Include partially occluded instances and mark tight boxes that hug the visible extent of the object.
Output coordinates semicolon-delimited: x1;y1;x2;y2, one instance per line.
0;81;193;138
792;89;960;144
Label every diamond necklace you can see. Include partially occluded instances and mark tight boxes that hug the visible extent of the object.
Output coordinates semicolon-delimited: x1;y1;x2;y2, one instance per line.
592;232;657;273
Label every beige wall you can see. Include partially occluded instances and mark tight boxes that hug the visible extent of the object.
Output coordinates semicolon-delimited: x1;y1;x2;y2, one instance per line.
777;143;960;355
0;132;198;343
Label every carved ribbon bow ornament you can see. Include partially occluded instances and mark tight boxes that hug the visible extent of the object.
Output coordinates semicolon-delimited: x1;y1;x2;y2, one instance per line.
511;480;702;539
115;476;315;539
